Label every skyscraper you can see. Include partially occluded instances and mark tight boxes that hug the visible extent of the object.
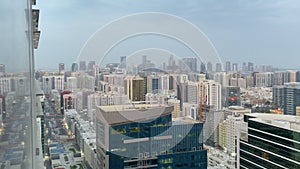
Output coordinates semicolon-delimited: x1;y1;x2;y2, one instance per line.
283;82;300;115
58;63;64;73
142;55;147;64
79;61;87;71
222;86;241;107
272;85;284;108
71;62;79;72
120;56;126;69
232;63;239;72
0;64;5;74
198;80;222;111
124;76;144;101
87;61;96;71
225;61;231;72
215;63;222;72
296;71;300;82
182;57;197;72
274;71;285;85
95;104;207;169
206;62;212;72
254;72;274;87
242;62;247;72
247;62;254;72
200;62;206;73
240;113;300;169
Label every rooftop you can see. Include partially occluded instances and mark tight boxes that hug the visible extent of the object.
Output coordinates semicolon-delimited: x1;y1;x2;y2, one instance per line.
97;104;173;125
172;117;200;125
246;113;300;132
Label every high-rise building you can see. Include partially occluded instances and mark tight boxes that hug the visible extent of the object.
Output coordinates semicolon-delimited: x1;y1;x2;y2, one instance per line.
225;61;231;72
95;104;207;169
66;77;77;91
198;80;222;111
160;74;169;93
120;56;126;69
206;62;213;73
168;98;181;118
79;61;87;71
59;63;64;73
272;85;284;108
147;75;160;94
242;62;247;72
232;63;239;72
288;70;297;82
88;61;96;71
142;55;147;64
296;71;300;82
238;78;247;88
247;62;254;72
200;62;206;73
274;71;285;85
229;78;238;87
0;64;5;75
42;75;64;93
212;72;229;87
53;75;65;91
182;57;197;72
283;82;300;115
186;82;198;104
0;77;11;95
254;72;274;87
77;73;95;90
71;62;79;72
124;76;144;101
103;74;125;87
215;63;222;72
222;86;241;107
245;75;254;88
218;114;246;157
240;113;300;169
167;55;176;70
42;76;53;94
63;93;77;111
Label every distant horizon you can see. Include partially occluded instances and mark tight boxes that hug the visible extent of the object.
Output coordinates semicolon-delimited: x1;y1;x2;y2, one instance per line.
34;0;300;71
33;60;300;72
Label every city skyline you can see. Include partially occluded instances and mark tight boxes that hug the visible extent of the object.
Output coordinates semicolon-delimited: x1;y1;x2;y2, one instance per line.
30;0;300;71
2;1;300;169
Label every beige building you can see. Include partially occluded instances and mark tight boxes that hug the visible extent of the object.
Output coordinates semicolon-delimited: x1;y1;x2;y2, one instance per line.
124;76;144;101
168;98;181;118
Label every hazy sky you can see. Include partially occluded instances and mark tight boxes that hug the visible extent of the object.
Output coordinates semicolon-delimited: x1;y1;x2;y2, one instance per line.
34;0;300;70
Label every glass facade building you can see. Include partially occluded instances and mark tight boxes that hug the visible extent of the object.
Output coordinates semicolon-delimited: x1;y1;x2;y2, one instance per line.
272;83;300;115
96;104;207;169
240;114;300;169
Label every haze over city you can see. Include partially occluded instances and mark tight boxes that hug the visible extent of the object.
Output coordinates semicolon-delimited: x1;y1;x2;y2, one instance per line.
32;0;300;70
1;1;300;169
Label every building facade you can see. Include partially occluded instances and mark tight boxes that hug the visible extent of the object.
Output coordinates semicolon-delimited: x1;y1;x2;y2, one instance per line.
240;113;300;169
95;104;207;169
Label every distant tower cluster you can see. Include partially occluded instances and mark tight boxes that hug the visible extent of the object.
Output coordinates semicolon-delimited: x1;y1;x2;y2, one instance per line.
0;64;5;75
79;61;86;71
58;63;64;74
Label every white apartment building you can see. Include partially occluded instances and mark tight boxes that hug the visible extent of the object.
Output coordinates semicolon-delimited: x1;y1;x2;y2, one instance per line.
198;80;222;111
0;77;11;95
255;72;274;87
218;115;247;156
66;77;77;91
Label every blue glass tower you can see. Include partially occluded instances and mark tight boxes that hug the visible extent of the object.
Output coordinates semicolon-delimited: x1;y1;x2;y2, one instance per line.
95;104;207;169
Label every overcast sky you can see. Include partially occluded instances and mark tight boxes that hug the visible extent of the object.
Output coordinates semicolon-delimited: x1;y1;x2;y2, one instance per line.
34;0;300;70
